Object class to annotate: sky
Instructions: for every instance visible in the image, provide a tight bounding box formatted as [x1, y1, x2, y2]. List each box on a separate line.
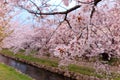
[12, 0, 77, 28]
[12, 0, 116, 29]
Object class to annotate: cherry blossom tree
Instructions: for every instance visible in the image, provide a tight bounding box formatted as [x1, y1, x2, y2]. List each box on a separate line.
[3, 0, 120, 67]
[0, 0, 15, 48]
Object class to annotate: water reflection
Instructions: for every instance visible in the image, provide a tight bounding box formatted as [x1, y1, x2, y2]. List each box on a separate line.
[0, 55, 72, 80]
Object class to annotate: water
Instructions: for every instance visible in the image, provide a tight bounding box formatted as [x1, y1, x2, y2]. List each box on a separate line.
[0, 55, 73, 80]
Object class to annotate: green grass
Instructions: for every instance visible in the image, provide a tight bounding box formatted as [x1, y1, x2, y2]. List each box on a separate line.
[2, 49, 120, 80]
[111, 73, 120, 80]
[98, 56, 120, 66]
[0, 63, 32, 80]
[0, 49, 58, 67]
[114, 77, 120, 80]
[108, 58, 120, 66]
[68, 63, 120, 80]
[19, 49, 26, 53]
[67, 64, 120, 80]
[67, 64, 104, 78]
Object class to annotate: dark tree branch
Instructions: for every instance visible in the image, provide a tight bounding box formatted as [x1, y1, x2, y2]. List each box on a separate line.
[65, 19, 72, 28]
[90, 0, 102, 23]
[63, 14, 72, 28]
[19, 4, 80, 29]
[20, 5, 81, 15]
[29, 0, 40, 11]
[90, 6, 95, 18]
[94, 0, 102, 6]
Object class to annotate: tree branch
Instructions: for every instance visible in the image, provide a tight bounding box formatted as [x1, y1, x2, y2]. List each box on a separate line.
[20, 5, 81, 15]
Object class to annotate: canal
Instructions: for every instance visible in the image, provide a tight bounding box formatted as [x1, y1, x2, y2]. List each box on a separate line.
[0, 55, 73, 80]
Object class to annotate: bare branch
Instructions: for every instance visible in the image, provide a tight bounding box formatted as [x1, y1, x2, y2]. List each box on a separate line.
[65, 19, 72, 28]
[94, 0, 102, 6]
[29, 0, 41, 11]
[20, 5, 81, 15]
[90, 0, 102, 20]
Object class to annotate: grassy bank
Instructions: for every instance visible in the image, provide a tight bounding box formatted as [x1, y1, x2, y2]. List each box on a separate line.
[0, 63, 32, 80]
[1, 49, 120, 80]
[67, 64, 104, 78]
[0, 49, 58, 67]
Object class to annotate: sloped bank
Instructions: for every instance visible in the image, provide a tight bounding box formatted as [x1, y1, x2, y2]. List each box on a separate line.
[0, 63, 33, 80]
[0, 49, 107, 80]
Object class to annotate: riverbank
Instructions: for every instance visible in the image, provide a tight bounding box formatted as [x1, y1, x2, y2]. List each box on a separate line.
[0, 63, 33, 80]
[1, 49, 120, 80]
